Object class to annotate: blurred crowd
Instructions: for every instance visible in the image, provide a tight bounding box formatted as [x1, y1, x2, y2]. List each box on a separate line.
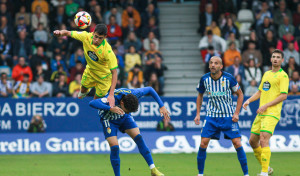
[198, 0, 300, 96]
[0, 0, 166, 98]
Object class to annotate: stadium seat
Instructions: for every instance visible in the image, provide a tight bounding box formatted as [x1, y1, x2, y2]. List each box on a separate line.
[0, 65, 12, 77]
[237, 9, 254, 36]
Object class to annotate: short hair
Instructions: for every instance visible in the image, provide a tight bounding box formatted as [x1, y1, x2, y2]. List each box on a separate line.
[208, 45, 214, 50]
[24, 73, 30, 78]
[207, 30, 213, 35]
[271, 49, 284, 58]
[94, 24, 107, 35]
[122, 94, 139, 112]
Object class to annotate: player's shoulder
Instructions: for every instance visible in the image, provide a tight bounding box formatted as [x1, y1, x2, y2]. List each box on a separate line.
[200, 72, 211, 81]
[222, 71, 236, 81]
[278, 68, 288, 78]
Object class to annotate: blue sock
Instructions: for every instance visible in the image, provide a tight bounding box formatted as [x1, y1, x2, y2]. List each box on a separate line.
[197, 147, 207, 174]
[236, 146, 248, 175]
[134, 134, 154, 167]
[110, 145, 120, 176]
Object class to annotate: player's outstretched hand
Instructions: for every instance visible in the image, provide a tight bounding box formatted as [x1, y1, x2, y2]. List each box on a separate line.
[110, 106, 125, 115]
[194, 115, 200, 125]
[107, 94, 115, 107]
[242, 100, 250, 110]
[160, 106, 171, 120]
[53, 30, 62, 37]
[232, 113, 239, 122]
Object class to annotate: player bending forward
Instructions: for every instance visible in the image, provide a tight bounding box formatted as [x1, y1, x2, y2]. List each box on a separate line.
[194, 56, 249, 176]
[89, 87, 170, 176]
[53, 24, 118, 107]
[243, 49, 289, 176]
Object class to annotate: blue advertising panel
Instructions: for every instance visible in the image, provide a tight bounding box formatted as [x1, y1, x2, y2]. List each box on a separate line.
[0, 96, 299, 133]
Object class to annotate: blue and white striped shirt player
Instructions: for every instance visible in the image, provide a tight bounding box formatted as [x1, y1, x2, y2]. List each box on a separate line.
[196, 71, 240, 118]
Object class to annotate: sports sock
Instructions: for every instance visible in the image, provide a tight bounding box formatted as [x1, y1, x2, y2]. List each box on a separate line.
[260, 172, 268, 176]
[197, 147, 207, 174]
[261, 147, 271, 173]
[236, 146, 248, 175]
[134, 134, 154, 168]
[110, 145, 120, 176]
[253, 146, 262, 166]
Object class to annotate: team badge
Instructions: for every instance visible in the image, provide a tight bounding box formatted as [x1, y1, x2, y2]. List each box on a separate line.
[262, 81, 271, 91]
[221, 81, 225, 87]
[107, 127, 111, 134]
[87, 51, 99, 61]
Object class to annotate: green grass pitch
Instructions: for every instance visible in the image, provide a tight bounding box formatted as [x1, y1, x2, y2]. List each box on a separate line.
[1, 152, 299, 176]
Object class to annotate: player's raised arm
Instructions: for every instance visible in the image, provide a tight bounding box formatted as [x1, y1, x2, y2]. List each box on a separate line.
[53, 30, 71, 37]
[89, 98, 124, 115]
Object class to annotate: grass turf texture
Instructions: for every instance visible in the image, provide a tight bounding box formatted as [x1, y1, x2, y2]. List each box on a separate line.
[1, 152, 299, 176]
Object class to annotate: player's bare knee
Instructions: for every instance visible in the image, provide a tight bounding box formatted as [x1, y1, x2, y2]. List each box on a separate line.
[200, 140, 209, 148]
[249, 138, 258, 148]
[232, 138, 242, 148]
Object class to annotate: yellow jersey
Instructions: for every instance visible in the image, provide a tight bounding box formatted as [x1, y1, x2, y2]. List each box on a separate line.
[258, 68, 289, 120]
[70, 31, 118, 79]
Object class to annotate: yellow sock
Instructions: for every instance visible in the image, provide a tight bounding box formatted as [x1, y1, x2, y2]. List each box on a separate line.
[253, 146, 262, 166]
[261, 147, 271, 173]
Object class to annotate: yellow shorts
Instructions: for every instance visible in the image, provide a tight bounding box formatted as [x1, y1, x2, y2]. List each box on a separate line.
[251, 115, 279, 135]
[81, 68, 112, 98]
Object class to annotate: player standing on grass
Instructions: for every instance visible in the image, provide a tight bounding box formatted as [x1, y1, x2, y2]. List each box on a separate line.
[243, 49, 289, 176]
[194, 56, 249, 176]
[53, 24, 118, 106]
[89, 87, 170, 176]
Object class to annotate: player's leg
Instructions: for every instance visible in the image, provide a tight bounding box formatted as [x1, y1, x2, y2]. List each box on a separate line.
[231, 137, 249, 176]
[106, 136, 121, 176]
[197, 137, 210, 176]
[78, 69, 94, 99]
[249, 115, 263, 166]
[94, 74, 112, 99]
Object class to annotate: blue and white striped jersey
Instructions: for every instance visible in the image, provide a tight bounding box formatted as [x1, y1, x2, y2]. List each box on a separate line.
[196, 72, 240, 118]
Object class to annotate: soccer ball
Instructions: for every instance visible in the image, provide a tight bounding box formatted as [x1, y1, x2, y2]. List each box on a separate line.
[74, 11, 92, 29]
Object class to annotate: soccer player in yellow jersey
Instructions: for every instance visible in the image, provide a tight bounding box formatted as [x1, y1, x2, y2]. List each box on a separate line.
[53, 24, 118, 106]
[243, 49, 289, 176]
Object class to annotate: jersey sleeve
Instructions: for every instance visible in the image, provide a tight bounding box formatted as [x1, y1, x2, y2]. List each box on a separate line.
[229, 74, 239, 92]
[196, 77, 205, 94]
[258, 73, 266, 91]
[105, 46, 118, 70]
[70, 31, 88, 42]
[280, 73, 289, 94]
[132, 87, 164, 108]
[89, 97, 111, 110]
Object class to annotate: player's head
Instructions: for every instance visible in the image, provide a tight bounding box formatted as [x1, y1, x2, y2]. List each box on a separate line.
[93, 24, 107, 46]
[120, 94, 139, 113]
[209, 56, 223, 75]
[270, 49, 284, 67]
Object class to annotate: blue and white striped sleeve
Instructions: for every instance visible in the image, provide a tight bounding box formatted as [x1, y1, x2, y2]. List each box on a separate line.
[229, 74, 239, 92]
[196, 77, 205, 94]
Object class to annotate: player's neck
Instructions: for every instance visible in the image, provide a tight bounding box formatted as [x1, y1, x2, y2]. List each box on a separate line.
[271, 66, 281, 72]
[210, 71, 222, 80]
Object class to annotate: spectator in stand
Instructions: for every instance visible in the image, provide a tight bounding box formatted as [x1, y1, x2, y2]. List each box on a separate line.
[143, 31, 159, 51]
[235, 74, 245, 92]
[51, 54, 67, 72]
[31, 0, 49, 14]
[33, 23, 48, 47]
[30, 46, 50, 74]
[198, 30, 226, 53]
[30, 75, 52, 97]
[262, 46, 275, 73]
[12, 73, 31, 98]
[218, 0, 236, 15]
[31, 5, 48, 31]
[148, 72, 161, 95]
[50, 0, 66, 7]
[226, 32, 240, 50]
[221, 17, 240, 40]
[0, 72, 12, 97]
[128, 74, 144, 89]
[274, 0, 292, 27]
[245, 80, 258, 96]
[152, 55, 166, 94]
[107, 15, 123, 45]
[288, 84, 300, 95]
[293, 3, 300, 27]
[65, 0, 79, 17]
[226, 56, 245, 79]
[69, 73, 81, 98]
[15, 6, 30, 27]
[50, 65, 67, 82]
[113, 46, 125, 88]
[283, 56, 300, 77]
[255, 1, 273, 26]
[12, 57, 33, 82]
[141, 16, 160, 40]
[50, 5, 68, 31]
[15, 16, 30, 33]
[276, 32, 299, 51]
[156, 118, 174, 131]
[0, 3, 12, 26]
[283, 42, 300, 67]
[69, 61, 84, 81]
[141, 3, 159, 28]
[205, 21, 221, 37]
[242, 41, 263, 68]
[53, 74, 69, 97]
[27, 115, 45, 133]
[91, 5, 103, 24]
[127, 64, 144, 88]
[124, 32, 142, 52]
[242, 31, 260, 52]
[224, 42, 241, 68]
[0, 32, 12, 68]
[104, 7, 122, 26]
[69, 48, 85, 69]
[34, 63, 51, 82]
[0, 16, 13, 40]
[122, 17, 138, 39]
[122, 4, 141, 32]
[261, 30, 277, 58]
[289, 70, 300, 91]
[244, 59, 262, 85]
[13, 30, 32, 64]
[50, 32, 69, 57]
[199, 3, 218, 35]
[125, 45, 141, 72]
[115, 39, 125, 56]
[204, 45, 220, 73]
[256, 16, 276, 40]
[278, 16, 295, 38]
[144, 42, 162, 79]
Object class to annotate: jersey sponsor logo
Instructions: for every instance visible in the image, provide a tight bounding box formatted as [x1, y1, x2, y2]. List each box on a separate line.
[207, 91, 227, 96]
[263, 81, 271, 91]
[87, 51, 99, 61]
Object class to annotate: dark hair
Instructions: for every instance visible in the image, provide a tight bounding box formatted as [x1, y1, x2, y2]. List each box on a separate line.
[208, 45, 214, 50]
[207, 30, 213, 35]
[271, 49, 284, 58]
[122, 94, 139, 112]
[24, 73, 30, 78]
[94, 24, 107, 35]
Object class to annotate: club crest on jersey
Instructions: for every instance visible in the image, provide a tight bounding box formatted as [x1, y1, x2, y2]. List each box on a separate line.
[263, 81, 271, 91]
[221, 81, 225, 87]
[107, 127, 111, 134]
[87, 51, 99, 61]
